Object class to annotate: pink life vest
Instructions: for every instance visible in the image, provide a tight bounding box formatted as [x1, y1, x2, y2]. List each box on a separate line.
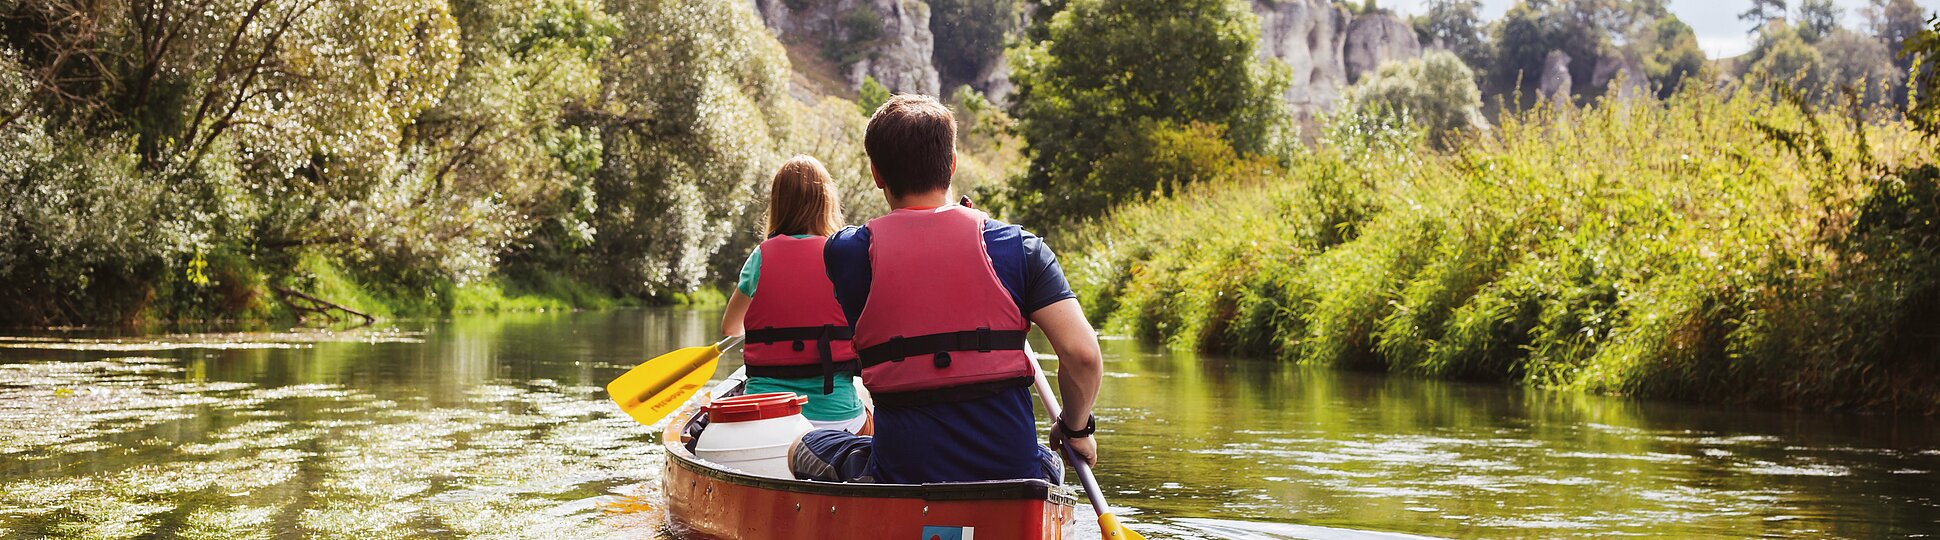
[742, 235, 857, 394]
[852, 206, 1034, 402]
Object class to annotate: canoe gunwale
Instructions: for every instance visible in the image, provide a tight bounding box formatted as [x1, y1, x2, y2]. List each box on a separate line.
[663, 407, 1080, 506]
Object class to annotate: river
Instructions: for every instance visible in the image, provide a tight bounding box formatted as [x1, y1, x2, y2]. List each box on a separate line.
[1, 309, 1935, 539]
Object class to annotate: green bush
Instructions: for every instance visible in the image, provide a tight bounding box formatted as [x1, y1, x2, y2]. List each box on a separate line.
[1341, 50, 1488, 149]
[1065, 82, 1940, 413]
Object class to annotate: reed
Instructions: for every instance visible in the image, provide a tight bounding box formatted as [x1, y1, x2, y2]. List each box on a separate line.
[1064, 83, 1940, 413]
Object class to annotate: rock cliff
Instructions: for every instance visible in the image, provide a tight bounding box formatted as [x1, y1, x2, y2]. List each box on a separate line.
[1252, 1, 1424, 121]
[1539, 50, 1573, 105]
[1252, 0, 1351, 121]
[752, 0, 1426, 116]
[751, 0, 942, 96]
[1591, 53, 1651, 101]
[1342, 11, 1422, 83]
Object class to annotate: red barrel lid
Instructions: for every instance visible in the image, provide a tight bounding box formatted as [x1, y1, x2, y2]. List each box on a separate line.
[703, 392, 808, 423]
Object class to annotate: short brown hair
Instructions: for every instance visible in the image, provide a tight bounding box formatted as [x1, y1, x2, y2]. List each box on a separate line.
[766, 155, 845, 237]
[864, 94, 956, 196]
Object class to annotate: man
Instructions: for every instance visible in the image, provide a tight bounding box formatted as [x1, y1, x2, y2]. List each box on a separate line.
[790, 94, 1104, 484]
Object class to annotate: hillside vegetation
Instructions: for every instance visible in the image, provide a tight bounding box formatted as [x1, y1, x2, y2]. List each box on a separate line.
[1065, 84, 1940, 413]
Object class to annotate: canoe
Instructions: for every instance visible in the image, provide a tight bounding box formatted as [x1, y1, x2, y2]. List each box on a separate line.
[661, 406, 1081, 539]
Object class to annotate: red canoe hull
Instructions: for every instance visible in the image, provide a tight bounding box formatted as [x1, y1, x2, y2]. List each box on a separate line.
[662, 409, 1078, 539]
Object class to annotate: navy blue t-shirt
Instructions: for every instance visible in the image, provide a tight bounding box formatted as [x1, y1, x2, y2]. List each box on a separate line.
[823, 213, 1076, 483]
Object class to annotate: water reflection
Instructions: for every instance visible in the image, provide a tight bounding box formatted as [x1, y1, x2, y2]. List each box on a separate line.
[0, 309, 1935, 539]
[1080, 339, 1940, 538]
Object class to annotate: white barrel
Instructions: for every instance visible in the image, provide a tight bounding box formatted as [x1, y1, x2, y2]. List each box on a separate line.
[694, 393, 816, 478]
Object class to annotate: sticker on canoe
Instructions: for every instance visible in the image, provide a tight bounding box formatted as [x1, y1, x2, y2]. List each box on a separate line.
[920, 525, 974, 540]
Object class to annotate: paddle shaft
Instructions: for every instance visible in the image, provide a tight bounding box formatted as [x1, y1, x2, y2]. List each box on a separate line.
[1027, 345, 1114, 515]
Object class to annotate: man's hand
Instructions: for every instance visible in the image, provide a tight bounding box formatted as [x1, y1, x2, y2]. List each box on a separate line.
[1048, 424, 1098, 467]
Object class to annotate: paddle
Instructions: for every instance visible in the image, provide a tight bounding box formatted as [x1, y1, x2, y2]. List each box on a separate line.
[1027, 344, 1147, 540]
[607, 334, 745, 426]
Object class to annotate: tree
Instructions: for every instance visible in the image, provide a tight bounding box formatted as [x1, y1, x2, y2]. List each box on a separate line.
[1008, 0, 1287, 222]
[588, 0, 801, 296]
[1904, 11, 1940, 135]
[1742, 0, 1790, 33]
[856, 75, 892, 116]
[931, 0, 1019, 90]
[424, 0, 620, 280]
[1411, 0, 1495, 83]
[1816, 28, 1904, 106]
[1342, 50, 1488, 148]
[1864, 0, 1930, 71]
[1744, 22, 1826, 99]
[1489, 0, 1622, 106]
[1642, 15, 1706, 98]
[1796, 0, 1841, 43]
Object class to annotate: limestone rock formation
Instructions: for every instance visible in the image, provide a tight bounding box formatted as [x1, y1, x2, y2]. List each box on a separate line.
[1342, 11, 1422, 84]
[1592, 53, 1651, 101]
[751, 0, 942, 96]
[1251, 1, 1425, 122]
[1539, 50, 1573, 105]
[1252, 0, 1351, 121]
[970, 54, 1014, 103]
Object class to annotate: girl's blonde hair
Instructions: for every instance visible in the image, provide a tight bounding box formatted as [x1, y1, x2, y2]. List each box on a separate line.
[766, 155, 844, 237]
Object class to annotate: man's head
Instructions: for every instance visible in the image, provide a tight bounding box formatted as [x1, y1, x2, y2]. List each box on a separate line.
[864, 94, 956, 198]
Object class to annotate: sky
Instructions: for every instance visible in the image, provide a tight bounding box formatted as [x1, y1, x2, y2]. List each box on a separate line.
[1378, 0, 1940, 58]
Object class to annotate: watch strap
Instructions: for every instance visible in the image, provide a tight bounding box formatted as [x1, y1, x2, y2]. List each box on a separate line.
[1055, 414, 1096, 438]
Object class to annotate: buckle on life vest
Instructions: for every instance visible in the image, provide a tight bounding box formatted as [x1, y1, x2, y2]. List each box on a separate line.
[933, 351, 951, 368]
[887, 336, 905, 362]
[976, 327, 992, 352]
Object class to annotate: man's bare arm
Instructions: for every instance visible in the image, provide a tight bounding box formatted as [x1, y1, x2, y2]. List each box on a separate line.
[1031, 297, 1102, 464]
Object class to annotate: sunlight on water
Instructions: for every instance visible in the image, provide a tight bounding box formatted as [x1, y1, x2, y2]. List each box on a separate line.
[0, 347, 670, 538]
[1, 310, 1936, 539]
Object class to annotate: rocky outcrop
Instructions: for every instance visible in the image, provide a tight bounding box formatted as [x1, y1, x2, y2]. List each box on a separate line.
[1342, 12, 1422, 84]
[749, 0, 1429, 113]
[1592, 53, 1651, 101]
[751, 0, 941, 96]
[1252, 0, 1351, 121]
[1252, 1, 1424, 122]
[970, 54, 1014, 103]
[1539, 50, 1572, 105]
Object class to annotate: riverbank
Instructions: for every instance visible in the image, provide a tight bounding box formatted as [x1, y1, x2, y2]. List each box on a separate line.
[1063, 86, 1940, 414]
[0, 251, 724, 329]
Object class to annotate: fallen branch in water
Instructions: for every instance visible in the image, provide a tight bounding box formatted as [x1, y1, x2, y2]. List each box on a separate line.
[272, 286, 375, 326]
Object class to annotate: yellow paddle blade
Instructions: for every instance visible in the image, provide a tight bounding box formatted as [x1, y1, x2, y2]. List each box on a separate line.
[1098, 512, 1148, 540]
[606, 342, 726, 426]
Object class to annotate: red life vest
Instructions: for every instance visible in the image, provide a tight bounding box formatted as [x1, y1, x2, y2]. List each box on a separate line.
[852, 206, 1033, 404]
[742, 235, 857, 394]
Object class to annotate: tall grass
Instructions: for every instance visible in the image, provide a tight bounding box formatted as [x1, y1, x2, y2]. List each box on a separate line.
[1065, 85, 1940, 413]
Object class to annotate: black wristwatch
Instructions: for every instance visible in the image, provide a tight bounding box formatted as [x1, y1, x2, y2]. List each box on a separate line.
[1055, 415, 1096, 439]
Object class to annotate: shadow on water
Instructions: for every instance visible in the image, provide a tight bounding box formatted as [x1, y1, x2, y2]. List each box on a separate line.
[0, 309, 1935, 539]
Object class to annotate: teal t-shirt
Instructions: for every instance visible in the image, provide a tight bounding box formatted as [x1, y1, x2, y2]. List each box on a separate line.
[736, 234, 862, 422]
[743, 374, 864, 422]
[736, 234, 814, 297]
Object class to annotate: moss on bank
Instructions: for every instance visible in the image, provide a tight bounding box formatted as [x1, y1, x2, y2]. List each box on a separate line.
[1065, 86, 1940, 414]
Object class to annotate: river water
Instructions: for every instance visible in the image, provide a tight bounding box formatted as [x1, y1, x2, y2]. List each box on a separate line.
[1, 309, 1935, 539]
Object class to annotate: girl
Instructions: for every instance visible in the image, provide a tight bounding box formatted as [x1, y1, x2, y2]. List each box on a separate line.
[721, 155, 870, 434]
